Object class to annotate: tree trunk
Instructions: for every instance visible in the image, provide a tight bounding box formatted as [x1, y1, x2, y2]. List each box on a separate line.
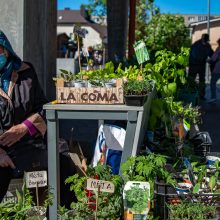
[107, 0, 129, 62]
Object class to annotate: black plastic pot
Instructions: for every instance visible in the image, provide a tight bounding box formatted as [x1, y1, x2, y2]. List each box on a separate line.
[124, 95, 147, 106]
[154, 180, 177, 220]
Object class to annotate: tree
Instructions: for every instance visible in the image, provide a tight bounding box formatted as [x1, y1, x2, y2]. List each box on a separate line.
[84, 0, 129, 62]
[135, 0, 159, 41]
[145, 14, 191, 53]
[83, 0, 107, 17]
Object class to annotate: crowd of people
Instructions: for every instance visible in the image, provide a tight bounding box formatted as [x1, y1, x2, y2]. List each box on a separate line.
[62, 38, 104, 67]
[188, 33, 220, 103]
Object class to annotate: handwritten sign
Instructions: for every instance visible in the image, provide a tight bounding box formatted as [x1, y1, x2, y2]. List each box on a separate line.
[87, 178, 115, 193]
[73, 25, 88, 38]
[26, 171, 47, 188]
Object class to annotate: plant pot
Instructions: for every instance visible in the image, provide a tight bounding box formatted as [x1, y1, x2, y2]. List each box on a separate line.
[64, 81, 75, 87]
[206, 155, 220, 166]
[124, 95, 147, 106]
[104, 82, 116, 88]
[26, 206, 46, 220]
[74, 80, 87, 88]
[88, 80, 102, 88]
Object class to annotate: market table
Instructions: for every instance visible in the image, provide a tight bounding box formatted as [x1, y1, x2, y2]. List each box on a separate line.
[44, 92, 154, 219]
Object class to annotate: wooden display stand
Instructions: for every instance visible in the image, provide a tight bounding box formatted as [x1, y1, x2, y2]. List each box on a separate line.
[56, 79, 124, 104]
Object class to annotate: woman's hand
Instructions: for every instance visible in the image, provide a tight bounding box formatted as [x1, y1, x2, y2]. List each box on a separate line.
[0, 149, 15, 168]
[0, 124, 28, 147]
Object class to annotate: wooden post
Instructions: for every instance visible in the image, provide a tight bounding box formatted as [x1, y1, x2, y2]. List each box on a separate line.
[77, 34, 82, 73]
[128, 0, 136, 59]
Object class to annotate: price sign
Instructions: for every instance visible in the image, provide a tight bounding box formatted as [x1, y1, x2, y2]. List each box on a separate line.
[73, 25, 88, 38]
[87, 178, 115, 193]
[26, 171, 47, 188]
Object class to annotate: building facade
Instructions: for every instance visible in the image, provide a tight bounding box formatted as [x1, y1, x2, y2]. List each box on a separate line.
[57, 8, 107, 53]
[190, 18, 220, 49]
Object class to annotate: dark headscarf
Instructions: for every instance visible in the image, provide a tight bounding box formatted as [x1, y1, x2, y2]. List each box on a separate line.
[0, 30, 22, 93]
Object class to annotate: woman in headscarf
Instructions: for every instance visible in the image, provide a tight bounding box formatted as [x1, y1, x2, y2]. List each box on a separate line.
[0, 30, 48, 201]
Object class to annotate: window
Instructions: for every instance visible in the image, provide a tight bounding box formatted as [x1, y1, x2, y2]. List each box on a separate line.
[188, 17, 195, 22]
[198, 16, 207, 21]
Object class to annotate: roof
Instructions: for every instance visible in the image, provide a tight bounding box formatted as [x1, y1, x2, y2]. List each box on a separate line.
[190, 17, 220, 26]
[58, 9, 88, 24]
[57, 9, 107, 39]
[89, 23, 107, 38]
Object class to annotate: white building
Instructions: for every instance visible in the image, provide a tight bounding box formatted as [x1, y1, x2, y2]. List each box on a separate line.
[57, 8, 107, 51]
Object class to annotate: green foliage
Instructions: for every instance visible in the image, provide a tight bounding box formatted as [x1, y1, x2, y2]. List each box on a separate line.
[53, 69, 76, 82]
[125, 186, 149, 213]
[0, 184, 33, 220]
[191, 161, 220, 193]
[83, 0, 107, 17]
[83, 61, 117, 81]
[145, 14, 191, 53]
[65, 164, 123, 219]
[168, 202, 216, 220]
[123, 79, 153, 96]
[135, 0, 159, 41]
[144, 48, 189, 97]
[0, 182, 52, 220]
[121, 154, 177, 196]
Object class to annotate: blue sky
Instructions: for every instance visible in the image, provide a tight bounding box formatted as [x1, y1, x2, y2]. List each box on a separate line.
[58, 0, 220, 14]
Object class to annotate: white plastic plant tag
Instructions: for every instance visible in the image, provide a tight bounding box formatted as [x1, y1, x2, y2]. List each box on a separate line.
[87, 178, 115, 193]
[26, 171, 47, 188]
[134, 40, 150, 64]
[123, 181, 151, 220]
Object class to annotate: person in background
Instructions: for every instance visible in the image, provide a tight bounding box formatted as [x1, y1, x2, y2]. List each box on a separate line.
[209, 38, 220, 103]
[188, 33, 214, 100]
[0, 30, 48, 201]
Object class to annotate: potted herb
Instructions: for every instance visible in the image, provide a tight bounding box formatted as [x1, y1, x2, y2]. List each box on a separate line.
[123, 79, 153, 106]
[65, 164, 123, 219]
[0, 183, 52, 220]
[168, 202, 217, 220]
[55, 69, 76, 87]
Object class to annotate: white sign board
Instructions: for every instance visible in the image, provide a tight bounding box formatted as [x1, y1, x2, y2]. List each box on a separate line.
[87, 178, 115, 193]
[26, 171, 47, 188]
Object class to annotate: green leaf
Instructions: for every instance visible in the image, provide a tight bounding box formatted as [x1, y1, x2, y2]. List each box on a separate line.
[193, 183, 200, 194]
[168, 82, 177, 94]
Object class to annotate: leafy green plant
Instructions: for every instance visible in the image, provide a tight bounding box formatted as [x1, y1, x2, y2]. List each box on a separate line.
[121, 154, 176, 196]
[125, 186, 149, 213]
[123, 79, 153, 96]
[65, 164, 123, 219]
[183, 161, 220, 194]
[168, 202, 216, 220]
[145, 14, 191, 53]
[53, 69, 76, 82]
[144, 48, 189, 98]
[0, 182, 53, 220]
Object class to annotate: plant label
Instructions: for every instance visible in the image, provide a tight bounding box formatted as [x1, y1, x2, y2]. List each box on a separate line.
[26, 171, 47, 188]
[73, 25, 88, 38]
[134, 40, 150, 64]
[87, 178, 115, 193]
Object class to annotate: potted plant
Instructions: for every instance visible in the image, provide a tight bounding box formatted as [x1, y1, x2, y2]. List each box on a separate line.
[168, 202, 217, 220]
[64, 164, 123, 219]
[53, 69, 76, 87]
[123, 79, 153, 106]
[0, 183, 52, 220]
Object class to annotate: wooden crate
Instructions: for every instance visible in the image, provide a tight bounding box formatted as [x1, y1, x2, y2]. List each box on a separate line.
[56, 79, 124, 104]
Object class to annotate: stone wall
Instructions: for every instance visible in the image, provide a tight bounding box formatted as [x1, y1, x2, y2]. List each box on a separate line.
[0, 0, 57, 100]
[0, 0, 24, 58]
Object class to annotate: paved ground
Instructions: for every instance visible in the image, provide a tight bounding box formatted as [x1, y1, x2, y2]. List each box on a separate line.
[200, 83, 220, 152]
